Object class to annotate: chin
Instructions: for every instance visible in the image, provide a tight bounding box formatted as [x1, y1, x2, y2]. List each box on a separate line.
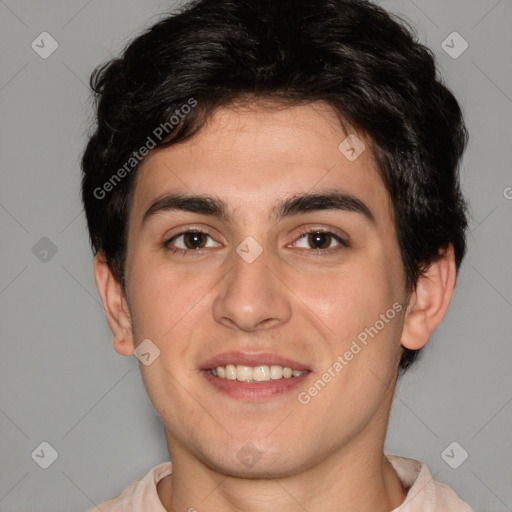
[195, 440, 317, 480]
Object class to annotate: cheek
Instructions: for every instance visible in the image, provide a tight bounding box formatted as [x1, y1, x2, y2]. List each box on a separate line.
[127, 264, 206, 418]
[298, 259, 405, 392]
[302, 263, 404, 415]
[126, 255, 205, 340]
[298, 258, 398, 338]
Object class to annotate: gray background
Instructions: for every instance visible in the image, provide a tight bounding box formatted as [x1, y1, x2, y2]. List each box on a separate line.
[0, 0, 511, 510]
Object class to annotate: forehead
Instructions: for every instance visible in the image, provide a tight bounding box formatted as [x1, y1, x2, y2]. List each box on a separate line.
[130, 101, 393, 226]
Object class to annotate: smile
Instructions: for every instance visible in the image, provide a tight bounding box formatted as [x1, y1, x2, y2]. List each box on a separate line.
[206, 364, 307, 382]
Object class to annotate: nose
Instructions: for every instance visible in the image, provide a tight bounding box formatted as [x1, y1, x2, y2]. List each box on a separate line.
[212, 245, 292, 332]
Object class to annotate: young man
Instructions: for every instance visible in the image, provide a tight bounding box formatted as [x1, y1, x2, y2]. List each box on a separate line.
[82, 0, 473, 510]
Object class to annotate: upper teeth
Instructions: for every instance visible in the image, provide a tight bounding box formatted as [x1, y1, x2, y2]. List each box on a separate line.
[208, 364, 306, 382]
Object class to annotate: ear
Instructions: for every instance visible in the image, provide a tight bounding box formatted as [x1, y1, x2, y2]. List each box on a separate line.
[94, 251, 135, 356]
[401, 245, 457, 351]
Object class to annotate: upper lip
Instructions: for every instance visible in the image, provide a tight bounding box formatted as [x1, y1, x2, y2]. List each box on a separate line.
[200, 351, 310, 371]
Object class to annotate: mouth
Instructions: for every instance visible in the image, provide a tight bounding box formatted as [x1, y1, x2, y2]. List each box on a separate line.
[206, 364, 307, 382]
[200, 352, 311, 401]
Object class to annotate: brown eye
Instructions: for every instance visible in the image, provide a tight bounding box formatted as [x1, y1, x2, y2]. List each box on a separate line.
[307, 232, 333, 249]
[182, 232, 208, 249]
[166, 231, 219, 253]
[293, 231, 347, 251]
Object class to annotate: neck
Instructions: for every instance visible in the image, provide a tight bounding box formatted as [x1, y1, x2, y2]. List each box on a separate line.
[159, 433, 406, 512]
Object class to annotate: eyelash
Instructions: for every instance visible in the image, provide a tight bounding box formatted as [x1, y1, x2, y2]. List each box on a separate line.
[163, 229, 348, 256]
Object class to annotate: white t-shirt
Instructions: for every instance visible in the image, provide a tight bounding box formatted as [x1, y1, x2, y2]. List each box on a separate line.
[90, 453, 474, 511]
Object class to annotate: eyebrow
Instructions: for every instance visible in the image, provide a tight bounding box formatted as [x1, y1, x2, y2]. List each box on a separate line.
[142, 190, 375, 225]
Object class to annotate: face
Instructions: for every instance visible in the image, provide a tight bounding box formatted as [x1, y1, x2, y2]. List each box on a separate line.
[121, 102, 408, 477]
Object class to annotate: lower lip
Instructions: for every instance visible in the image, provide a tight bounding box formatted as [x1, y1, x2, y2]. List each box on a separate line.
[201, 370, 310, 401]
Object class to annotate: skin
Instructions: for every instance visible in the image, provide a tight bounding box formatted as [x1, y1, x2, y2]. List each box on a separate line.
[95, 102, 456, 512]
